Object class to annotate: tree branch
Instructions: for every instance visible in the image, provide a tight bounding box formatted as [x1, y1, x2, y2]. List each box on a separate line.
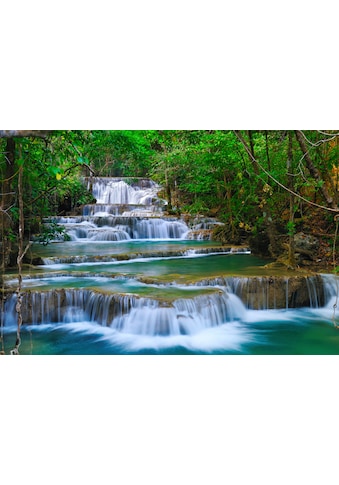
[295, 130, 337, 210]
[233, 130, 339, 214]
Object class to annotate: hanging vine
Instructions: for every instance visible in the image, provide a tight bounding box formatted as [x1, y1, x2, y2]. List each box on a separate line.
[332, 215, 339, 328]
[9, 148, 31, 354]
[10, 150, 24, 354]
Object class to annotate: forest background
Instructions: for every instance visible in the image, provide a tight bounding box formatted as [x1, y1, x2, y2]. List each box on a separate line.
[1, 129, 339, 272]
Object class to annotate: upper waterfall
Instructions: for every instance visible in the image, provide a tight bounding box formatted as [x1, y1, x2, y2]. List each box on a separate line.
[42, 177, 230, 243]
[47, 176, 191, 241]
[86, 177, 165, 206]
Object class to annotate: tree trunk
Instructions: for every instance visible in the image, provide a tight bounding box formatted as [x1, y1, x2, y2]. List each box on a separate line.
[265, 130, 271, 171]
[1, 138, 16, 269]
[247, 131, 258, 173]
[165, 168, 172, 211]
[224, 172, 235, 239]
[287, 131, 296, 268]
[234, 130, 280, 257]
[10, 147, 24, 354]
[235, 130, 259, 175]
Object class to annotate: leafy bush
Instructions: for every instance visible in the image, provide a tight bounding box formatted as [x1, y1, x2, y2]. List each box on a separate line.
[35, 221, 71, 245]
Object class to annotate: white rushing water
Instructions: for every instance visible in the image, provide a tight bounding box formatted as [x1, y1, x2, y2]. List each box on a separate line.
[49, 177, 191, 241]
[90, 178, 163, 205]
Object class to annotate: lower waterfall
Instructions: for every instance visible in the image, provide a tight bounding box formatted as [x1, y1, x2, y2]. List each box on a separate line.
[2, 272, 339, 354]
[3, 287, 246, 334]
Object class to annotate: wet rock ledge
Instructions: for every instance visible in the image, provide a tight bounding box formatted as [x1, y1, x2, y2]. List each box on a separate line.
[198, 274, 326, 310]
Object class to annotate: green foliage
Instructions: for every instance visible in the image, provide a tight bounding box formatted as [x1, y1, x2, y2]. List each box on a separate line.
[81, 130, 153, 177]
[5, 228, 17, 243]
[35, 221, 71, 245]
[286, 220, 296, 237]
[1, 129, 339, 266]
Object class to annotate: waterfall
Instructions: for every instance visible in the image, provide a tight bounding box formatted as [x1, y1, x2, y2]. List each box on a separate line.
[2, 274, 332, 336]
[48, 177, 190, 241]
[2, 287, 247, 336]
[82, 204, 158, 216]
[110, 290, 246, 336]
[88, 178, 163, 206]
[3, 272, 338, 354]
[133, 218, 188, 239]
[17, 174, 339, 354]
[52, 216, 189, 241]
[195, 275, 325, 310]
[320, 273, 339, 307]
[3, 290, 137, 326]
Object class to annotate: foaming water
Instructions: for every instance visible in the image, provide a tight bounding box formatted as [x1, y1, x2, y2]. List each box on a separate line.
[9, 301, 338, 355]
[58, 219, 189, 242]
[9, 313, 254, 354]
[97, 320, 253, 353]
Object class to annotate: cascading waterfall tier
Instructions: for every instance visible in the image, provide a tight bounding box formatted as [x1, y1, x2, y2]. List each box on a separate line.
[85, 177, 165, 206]
[82, 204, 160, 217]
[2, 287, 246, 336]
[50, 216, 189, 241]
[195, 274, 325, 310]
[45, 177, 229, 242]
[2, 274, 332, 334]
[47, 177, 191, 241]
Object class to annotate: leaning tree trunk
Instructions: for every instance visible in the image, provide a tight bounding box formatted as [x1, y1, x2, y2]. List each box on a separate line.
[234, 130, 280, 257]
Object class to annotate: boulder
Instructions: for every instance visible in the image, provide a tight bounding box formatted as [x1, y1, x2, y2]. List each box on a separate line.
[294, 232, 319, 252]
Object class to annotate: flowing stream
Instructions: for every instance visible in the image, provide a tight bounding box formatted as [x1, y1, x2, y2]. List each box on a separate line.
[2, 177, 339, 354]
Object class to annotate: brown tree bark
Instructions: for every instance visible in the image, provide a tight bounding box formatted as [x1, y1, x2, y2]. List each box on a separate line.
[1, 138, 16, 269]
[265, 130, 271, 171]
[287, 131, 296, 268]
[234, 130, 280, 257]
[235, 130, 259, 175]
[247, 130, 258, 174]
[11, 159, 24, 354]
